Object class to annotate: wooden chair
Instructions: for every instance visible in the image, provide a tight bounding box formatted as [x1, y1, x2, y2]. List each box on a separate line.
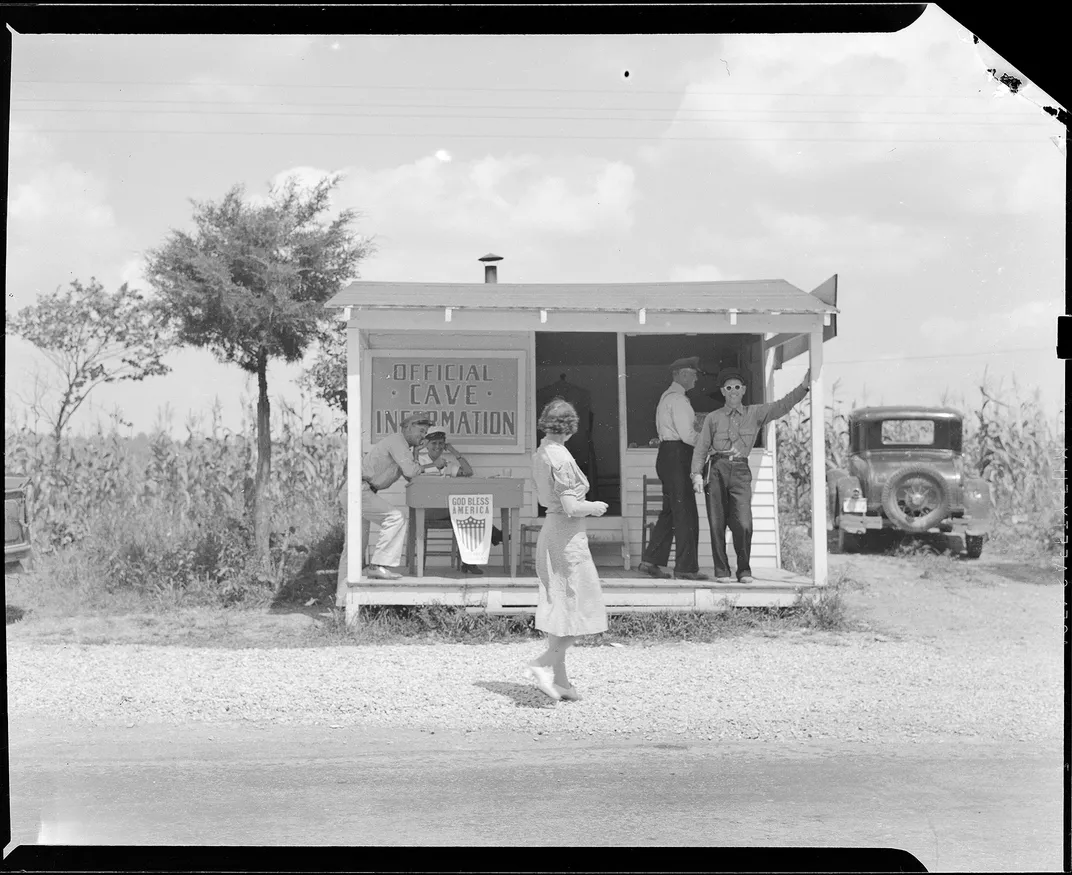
[520, 523, 541, 572]
[424, 516, 460, 571]
[640, 475, 666, 560]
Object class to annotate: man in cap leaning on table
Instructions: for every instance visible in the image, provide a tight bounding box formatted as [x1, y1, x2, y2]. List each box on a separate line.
[336, 414, 440, 606]
[692, 367, 810, 584]
[637, 355, 710, 581]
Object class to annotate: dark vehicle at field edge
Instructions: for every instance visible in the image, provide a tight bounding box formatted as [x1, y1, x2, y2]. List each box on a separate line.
[827, 407, 992, 558]
[5, 474, 34, 572]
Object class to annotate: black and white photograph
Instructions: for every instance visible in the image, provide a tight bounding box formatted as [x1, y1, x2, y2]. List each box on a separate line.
[4, 6, 1066, 871]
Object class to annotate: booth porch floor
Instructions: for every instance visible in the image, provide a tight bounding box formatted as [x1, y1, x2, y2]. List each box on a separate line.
[335, 565, 820, 612]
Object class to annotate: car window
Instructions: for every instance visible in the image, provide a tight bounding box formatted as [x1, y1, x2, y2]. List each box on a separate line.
[880, 420, 935, 445]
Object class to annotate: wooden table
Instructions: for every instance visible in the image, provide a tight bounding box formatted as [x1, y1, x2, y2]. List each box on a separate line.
[405, 477, 526, 579]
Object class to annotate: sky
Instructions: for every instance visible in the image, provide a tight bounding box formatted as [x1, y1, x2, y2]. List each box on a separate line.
[5, 7, 1066, 440]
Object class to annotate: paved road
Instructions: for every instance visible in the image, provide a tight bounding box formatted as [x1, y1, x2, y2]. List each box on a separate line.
[7, 721, 1064, 871]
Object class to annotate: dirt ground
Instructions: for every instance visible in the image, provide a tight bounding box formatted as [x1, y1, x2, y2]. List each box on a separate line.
[829, 546, 1064, 646]
[5, 542, 1065, 647]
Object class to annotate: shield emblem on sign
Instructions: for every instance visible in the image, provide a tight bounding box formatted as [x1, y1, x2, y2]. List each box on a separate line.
[449, 493, 493, 565]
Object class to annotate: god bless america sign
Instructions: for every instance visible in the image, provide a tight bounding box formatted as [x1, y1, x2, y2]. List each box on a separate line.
[365, 350, 526, 452]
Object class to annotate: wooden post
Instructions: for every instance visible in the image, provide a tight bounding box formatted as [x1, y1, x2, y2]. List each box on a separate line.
[808, 328, 828, 586]
[762, 334, 781, 570]
[616, 332, 631, 568]
[345, 324, 364, 625]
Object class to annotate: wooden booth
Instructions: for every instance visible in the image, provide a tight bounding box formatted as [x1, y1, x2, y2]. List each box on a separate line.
[325, 256, 838, 621]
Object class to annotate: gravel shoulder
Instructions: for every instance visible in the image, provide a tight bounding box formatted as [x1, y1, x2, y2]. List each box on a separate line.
[6, 550, 1064, 746]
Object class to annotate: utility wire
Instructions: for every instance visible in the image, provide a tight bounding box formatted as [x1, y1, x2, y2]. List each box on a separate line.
[20, 128, 1047, 143]
[778, 347, 1054, 366]
[11, 106, 1051, 127]
[11, 96, 1042, 117]
[10, 79, 1014, 99]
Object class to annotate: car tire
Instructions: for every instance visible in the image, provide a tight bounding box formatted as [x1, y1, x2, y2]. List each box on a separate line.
[880, 464, 951, 533]
[965, 535, 984, 559]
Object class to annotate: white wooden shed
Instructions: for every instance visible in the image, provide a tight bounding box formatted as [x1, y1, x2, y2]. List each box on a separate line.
[325, 257, 838, 621]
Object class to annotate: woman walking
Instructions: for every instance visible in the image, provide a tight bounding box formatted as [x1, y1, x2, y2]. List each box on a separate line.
[525, 398, 609, 702]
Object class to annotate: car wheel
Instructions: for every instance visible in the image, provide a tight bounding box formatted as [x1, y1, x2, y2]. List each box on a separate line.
[965, 535, 984, 559]
[880, 464, 951, 533]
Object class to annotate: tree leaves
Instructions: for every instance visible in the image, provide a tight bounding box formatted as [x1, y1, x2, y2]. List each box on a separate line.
[143, 173, 374, 561]
[7, 278, 174, 451]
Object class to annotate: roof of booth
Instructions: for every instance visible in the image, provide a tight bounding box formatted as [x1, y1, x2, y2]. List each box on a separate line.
[325, 279, 836, 314]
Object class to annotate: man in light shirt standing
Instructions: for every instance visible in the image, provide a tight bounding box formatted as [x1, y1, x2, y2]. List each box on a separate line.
[336, 414, 440, 607]
[637, 356, 710, 581]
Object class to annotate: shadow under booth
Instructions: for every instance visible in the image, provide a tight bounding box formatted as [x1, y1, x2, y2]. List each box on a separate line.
[326, 256, 838, 622]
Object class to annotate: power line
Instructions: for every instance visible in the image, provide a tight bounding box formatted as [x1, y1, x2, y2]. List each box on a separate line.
[11, 106, 1052, 128]
[19, 128, 1047, 143]
[10, 79, 1010, 100]
[778, 347, 1055, 366]
[12, 96, 1042, 118]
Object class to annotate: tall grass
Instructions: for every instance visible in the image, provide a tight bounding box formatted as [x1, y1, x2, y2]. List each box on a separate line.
[5, 399, 347, 611]
[775, 376, 1064, 557]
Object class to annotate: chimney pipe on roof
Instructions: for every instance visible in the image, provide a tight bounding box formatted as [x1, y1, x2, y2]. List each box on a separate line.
[479, 252, 503, 283]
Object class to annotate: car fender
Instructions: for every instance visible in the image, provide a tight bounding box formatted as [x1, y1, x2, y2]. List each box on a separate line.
[832, 474, 866, 522]
[961, 476, 993, 533]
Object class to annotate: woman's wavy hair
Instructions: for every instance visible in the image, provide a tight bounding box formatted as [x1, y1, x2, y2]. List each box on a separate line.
[538, 398, 579, 435]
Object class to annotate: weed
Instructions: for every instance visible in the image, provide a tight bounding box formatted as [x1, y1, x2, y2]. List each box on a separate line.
[311, 595, 849, 645]
[795, 573, 851, 630]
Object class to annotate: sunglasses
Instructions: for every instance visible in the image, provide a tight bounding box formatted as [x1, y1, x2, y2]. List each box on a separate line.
[723, 384, 745, 391]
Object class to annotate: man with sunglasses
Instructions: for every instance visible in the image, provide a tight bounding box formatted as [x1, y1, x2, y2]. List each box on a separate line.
[692, 367, 811, 583]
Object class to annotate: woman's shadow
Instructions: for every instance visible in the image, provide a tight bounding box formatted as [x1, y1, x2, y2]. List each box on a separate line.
[473, 681, 558, 709]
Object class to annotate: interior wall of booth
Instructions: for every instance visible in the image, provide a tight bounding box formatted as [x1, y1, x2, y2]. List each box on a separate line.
[623, 333, 765, 448]
[534, 332, 620, 515]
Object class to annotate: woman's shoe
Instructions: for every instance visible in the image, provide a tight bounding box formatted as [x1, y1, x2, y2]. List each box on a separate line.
[553, 683, 582, 701]
[364, 565, 402, 580]
[461, 563, 484, 575]
[525, 663, 561, 701]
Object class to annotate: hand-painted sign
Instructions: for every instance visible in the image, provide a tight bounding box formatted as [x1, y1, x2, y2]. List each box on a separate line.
[365, 350, 526, 451]
[449, 493, 493, 565]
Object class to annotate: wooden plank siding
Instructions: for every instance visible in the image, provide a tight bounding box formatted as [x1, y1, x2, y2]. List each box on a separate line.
[619, 447, 780, 570]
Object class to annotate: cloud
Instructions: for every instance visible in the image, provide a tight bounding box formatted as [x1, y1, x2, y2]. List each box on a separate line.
[920, 296, 1061, 348]
[5, 125, 137, 309]
[692, 206, 947, 279]
[434, 149, 452, 162]
[667, 263, 736, 282]
[652, 5, 1062, 209]
[337, 150, 637, 244]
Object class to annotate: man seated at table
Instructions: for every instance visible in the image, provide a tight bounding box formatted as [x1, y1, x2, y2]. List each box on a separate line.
[417, 427, 501, 575]
[417, 427, 474, 478]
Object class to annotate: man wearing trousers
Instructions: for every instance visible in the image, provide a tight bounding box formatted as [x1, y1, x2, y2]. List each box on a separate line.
[692, 367, 810, 583]
[637, 356, 710, 582]
[336, 414, 437, 607]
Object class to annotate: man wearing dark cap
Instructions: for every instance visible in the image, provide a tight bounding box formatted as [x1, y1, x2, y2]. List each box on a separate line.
[637, 356, 709, 581]
[692, 368, 810, 583]
[336, 414, 439, 603]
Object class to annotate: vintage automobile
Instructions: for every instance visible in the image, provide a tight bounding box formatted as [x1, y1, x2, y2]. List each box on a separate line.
[5, 474, 34, 573]
[827, 407, 992, 558]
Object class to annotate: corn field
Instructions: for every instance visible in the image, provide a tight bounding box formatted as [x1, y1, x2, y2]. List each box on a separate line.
[775, 377, 1065, 555]
[5, 399, 348, 604]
